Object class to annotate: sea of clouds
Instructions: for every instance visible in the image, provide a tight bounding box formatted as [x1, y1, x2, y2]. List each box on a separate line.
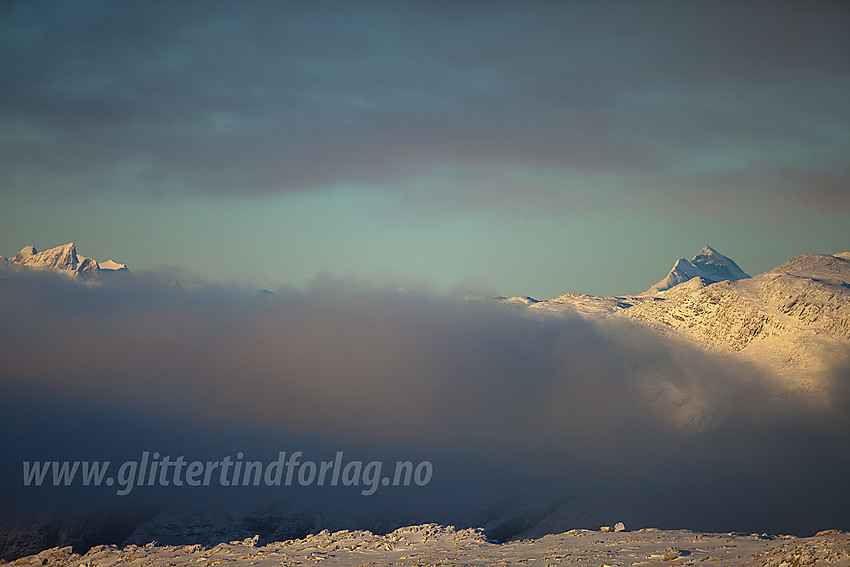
[1, 267, 848, 555]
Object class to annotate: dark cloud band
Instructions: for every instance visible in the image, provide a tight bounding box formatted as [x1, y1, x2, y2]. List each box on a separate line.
[0, 1, 847, 213]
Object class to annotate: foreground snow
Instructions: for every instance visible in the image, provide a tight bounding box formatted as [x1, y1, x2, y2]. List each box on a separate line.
[10, 524, 850, 567]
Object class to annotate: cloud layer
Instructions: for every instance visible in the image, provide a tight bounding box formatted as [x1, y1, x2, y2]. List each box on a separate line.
[1, 268, 848, 539]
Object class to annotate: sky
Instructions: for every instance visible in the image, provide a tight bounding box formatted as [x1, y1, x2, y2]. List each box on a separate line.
[1, 0, 848, 298]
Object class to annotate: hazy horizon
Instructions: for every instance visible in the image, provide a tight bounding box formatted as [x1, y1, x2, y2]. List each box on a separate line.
[1, 1, 848, 298]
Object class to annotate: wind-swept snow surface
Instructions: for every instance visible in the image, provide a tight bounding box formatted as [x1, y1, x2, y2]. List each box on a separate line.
[11, 525, 850, 566]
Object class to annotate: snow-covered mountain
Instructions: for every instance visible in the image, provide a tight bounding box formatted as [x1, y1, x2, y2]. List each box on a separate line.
[622, 252, 850, 387]
[1, 242, 128, 277]
[646, 245, 750, 293]
[493, 246, 850, 390]
[1, 242, 227, 295]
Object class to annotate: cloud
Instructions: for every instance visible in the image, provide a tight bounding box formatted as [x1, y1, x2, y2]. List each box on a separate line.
[1, 268, 848, 540]
[0, 1, 847, 214]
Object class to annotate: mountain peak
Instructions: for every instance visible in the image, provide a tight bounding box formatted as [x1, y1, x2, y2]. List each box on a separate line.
[13, 245, 38, 263]
[646, 246, 750, 293]
[696, 245, 724, 262]
[12, 242, 79, 271]
[99, 259, 129, 272]
[6, 242, 128, 277]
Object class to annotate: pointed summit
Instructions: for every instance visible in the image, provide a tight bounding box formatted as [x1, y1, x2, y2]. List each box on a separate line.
[12, 242, 80, 271]
[647, 246, 750, 293]
[689, 246, 749, 282]
[13, 245, 38, 263]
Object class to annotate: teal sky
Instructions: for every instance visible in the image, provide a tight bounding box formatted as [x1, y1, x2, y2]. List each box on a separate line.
[1, 1, 848, 298]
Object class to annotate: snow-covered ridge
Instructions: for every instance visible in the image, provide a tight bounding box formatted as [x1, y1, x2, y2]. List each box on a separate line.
[11, 524, 850, 567]
[620, 253, 850, 384]
[2, 242, 128, 278]
[489, 246, 850, 386]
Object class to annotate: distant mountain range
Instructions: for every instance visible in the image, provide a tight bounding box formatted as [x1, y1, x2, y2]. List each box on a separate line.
[1, 242, 127, 277]
[4, 241, 849, 388]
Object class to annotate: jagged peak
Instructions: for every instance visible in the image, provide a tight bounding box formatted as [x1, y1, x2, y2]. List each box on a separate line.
[6, 242, 128, 278]
[646, 246, 749, 294]
[694, 246, 721, 263]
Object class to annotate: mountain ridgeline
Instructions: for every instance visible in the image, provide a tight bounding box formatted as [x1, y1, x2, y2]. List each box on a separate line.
[487, 245, 850, 389]
[1, 243, 127, 278]
[3, 242, 850, 386]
